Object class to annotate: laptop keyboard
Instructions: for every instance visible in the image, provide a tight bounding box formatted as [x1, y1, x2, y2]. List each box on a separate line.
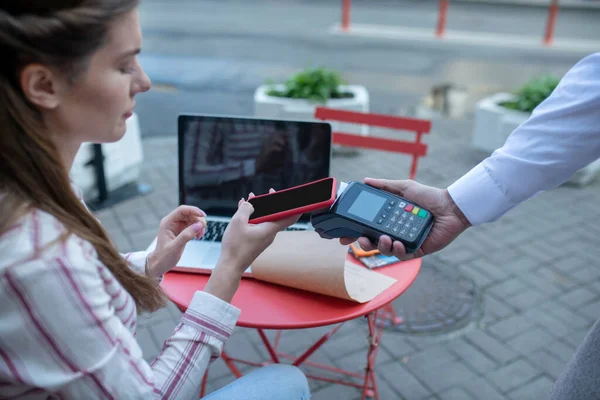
[196, 220, 307, 243]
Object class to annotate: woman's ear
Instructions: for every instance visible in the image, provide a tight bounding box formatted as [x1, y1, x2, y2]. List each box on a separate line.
[19, 64, 64, 110]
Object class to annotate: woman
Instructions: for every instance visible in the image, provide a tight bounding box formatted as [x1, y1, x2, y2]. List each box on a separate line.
[0, 1, 310, 399]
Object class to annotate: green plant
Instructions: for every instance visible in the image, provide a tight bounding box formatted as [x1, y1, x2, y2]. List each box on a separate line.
[266, 67, 353, 103]
[500, 75, 560, 113]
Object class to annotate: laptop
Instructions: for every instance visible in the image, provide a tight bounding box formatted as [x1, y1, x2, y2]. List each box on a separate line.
[147, 113, 332, 274]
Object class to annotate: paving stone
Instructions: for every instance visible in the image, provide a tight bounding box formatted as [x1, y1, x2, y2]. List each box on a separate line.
[500, 255, 542, 275]
[529, 350, 568, 380]
[447, 338, 499, 374]
[552, 255, 589, 274]
[484, 249, 525, 268]
[558, 287, 598, 308]
[222, 332, 266, 365]
[461, 377, 505, 400]
[488, 278, 528, 299]
[379, 361, 433, 400]
[483, 292, 516, 320]
[312, 383, 361, 400]
[503, 289, 546, 310]
[507, 375, 555, 400]
[365, 378, 400, 400]
[487, 315, 535, 341]
[578, 300, 600, 320]
[108, 231, 134, 253]
[506, 327, 555, 355]
[536, 267, 579, 290]
[438, 387, 475, 400]
[540, 300, 592, 329]
[562, 327, 594, 349]
[128, 227, 158, 250]
[136, 326, 160, 361]
[518, 270, 564, 297]
[521, 307, 573, 340]
[487, 359, 541, 393]
[522, 242, 564, 264]
[465, 330, 519, 364]
[572, 266, 600, 284]
[334, 349, 392, 382]
[205, 358, 236, 381]
[148, 318, 179, 348]
[411, 360, 477, 394]
[458, 265, 494, 287]
[320, 330, 370, 361]
[403, 345, 458, 371]
[545, 339, 577, 364]
[380, 335, 417, 359]
[585, 281, 600, 296]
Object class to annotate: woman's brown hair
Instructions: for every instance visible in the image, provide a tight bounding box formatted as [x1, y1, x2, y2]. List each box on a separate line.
[0, 0, 166, 312]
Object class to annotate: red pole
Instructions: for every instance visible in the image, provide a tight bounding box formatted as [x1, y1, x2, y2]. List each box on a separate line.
[342, 0, 351, 31]
[544, 0, 559, 45]
[436, 0, 449, 38]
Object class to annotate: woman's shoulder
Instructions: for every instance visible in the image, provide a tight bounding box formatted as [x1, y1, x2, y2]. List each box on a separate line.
[0, 206, 97, 272]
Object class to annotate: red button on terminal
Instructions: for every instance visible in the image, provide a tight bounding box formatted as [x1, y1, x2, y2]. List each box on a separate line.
[404, 204, 414, 212]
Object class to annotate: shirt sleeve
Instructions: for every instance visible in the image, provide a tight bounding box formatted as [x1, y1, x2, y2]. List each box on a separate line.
[447, 52, 600, 226]
[0, 242, 240, 399]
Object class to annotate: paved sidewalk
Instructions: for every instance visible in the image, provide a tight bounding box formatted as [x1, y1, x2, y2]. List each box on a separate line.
[95, 117, 600, 399]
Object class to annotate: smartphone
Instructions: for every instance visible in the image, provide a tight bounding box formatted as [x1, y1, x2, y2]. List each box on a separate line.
[248, 177, 337, 224]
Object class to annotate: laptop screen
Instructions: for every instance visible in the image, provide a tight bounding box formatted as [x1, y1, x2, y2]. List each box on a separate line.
[178, 114, 332, 223]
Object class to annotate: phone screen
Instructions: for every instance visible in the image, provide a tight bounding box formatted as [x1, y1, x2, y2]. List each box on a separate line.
[248, 178, 334, 219]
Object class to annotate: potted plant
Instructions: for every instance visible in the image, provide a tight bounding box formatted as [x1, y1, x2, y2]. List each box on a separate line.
[471, 75, 600, 186]
[254, 66, 370, 136]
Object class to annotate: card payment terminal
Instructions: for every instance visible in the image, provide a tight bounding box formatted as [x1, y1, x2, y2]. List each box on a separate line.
[310, 181, 434, 254]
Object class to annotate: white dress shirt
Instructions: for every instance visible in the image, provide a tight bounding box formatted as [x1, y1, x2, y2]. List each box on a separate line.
[448, 52, 600, 225]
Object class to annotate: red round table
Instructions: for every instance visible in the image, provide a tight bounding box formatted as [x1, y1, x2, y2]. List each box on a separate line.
[162, 255, 421, 400]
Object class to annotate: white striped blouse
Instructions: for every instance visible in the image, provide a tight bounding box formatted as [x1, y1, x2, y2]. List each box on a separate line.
[0, 193, 241, 399]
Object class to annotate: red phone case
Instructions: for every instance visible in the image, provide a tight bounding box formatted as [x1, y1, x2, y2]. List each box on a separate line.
[248, 177, 338, 224]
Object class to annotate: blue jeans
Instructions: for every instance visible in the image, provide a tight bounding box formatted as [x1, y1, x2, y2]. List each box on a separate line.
[202, 364, 311, 400]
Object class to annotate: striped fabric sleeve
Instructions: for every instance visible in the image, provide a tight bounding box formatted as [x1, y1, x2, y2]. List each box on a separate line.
[121, 250, 164, 284]
[0, 241, 240, 399]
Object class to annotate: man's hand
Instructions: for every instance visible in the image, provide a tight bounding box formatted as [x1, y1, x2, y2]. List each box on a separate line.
[255, 133, 289, 173]
[340, 177, 472, 260]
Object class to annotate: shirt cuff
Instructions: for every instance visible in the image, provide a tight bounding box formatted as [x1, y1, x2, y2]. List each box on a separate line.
[446, 163, 516, 226]
[181, 291, 241, 341]
[123, 251, 164, 284]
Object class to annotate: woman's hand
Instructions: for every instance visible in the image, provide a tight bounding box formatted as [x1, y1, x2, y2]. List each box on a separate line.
[146, 205, 207, 278]
[218, 190, 300, 275]
[204, 189, 300, 302]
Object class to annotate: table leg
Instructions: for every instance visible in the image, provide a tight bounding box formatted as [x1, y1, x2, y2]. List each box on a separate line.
[363, 310, 384, 400]
[217, 315, 385, 399]
[220, 350, 243, 378]
[381, 303, 404, 326]
[257, 329, 281, 363]
[200, 369, 209, 398]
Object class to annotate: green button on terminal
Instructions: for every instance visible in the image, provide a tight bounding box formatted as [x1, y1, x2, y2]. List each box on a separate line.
[417, 209, 428, 218]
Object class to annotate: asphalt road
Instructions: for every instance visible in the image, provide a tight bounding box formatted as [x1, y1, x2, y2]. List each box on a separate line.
[135, 0, 599, 137]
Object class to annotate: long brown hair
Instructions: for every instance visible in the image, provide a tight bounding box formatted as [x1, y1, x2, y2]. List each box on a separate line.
[0, 0, 166, 312]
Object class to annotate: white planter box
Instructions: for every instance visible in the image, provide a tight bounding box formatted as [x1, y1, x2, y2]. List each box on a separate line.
[254, 84, 370, 136]
[472, 93, 600, 186]
[472, 93, 529, 153]
[70, 112, 144, 200]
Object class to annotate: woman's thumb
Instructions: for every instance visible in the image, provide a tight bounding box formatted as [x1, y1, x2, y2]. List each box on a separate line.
[174, 221, 205, 248]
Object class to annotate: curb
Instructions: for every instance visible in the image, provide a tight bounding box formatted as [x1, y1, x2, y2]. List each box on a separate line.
[451, 0, 600, 9]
